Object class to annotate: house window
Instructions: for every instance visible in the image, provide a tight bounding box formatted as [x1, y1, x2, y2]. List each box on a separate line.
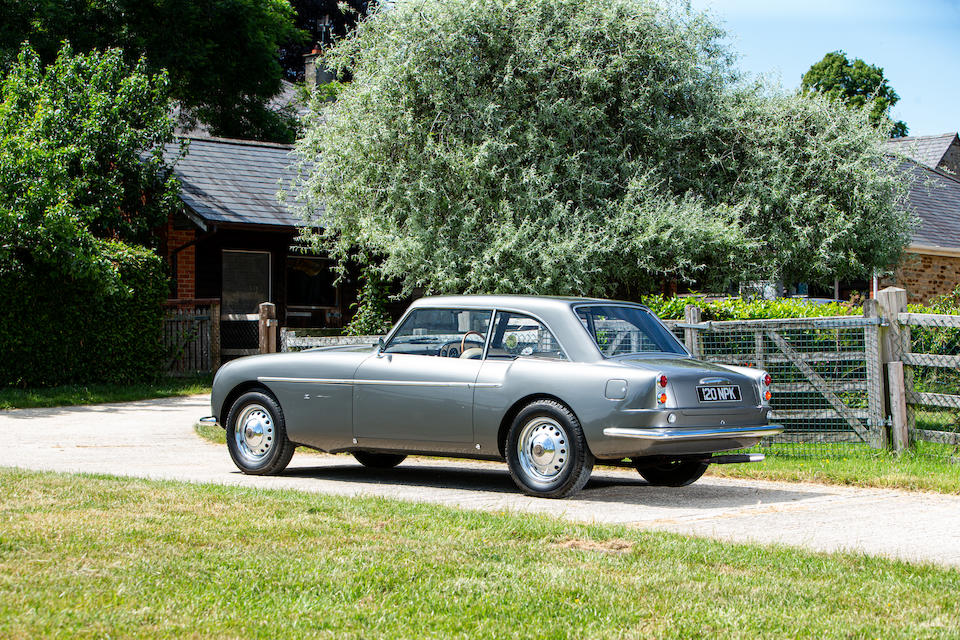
[286, 256, 338, 309]
[222, 250, 271, 315]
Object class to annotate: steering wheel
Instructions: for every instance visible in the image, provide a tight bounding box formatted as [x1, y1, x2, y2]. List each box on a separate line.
[460, 330, 485, 353]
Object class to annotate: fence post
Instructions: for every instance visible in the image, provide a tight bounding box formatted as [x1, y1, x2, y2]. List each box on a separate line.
[259, 302, 277, 354]
[684, 305, 701, 359]
[876, 287, 908, 451]
[887, 361, 910, 452]
[862, 298, 886, 449]
[210, 300, 221, 371]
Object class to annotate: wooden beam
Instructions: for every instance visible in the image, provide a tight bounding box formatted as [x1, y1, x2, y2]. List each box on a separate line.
[901, 353, 960, 369]
[770, 409, 871, 421]
[905, 391, 960, 410]
[914, 429, 960, 446]
[897, 312, 960, 328]
[772, 381, 868, 394]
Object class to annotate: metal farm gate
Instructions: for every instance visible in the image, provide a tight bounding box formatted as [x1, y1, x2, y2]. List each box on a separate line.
[665, 311, 886, 452]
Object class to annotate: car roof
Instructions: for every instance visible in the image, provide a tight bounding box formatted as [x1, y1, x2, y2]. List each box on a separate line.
[397, 295, 669, 363]
[409, 294, 637, 314]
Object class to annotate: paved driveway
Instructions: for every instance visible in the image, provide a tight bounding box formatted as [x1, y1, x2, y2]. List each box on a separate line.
[3, 394, 959, 568]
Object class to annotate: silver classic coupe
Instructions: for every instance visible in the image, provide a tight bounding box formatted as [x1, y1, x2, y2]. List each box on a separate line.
[206, 295, 782, 498]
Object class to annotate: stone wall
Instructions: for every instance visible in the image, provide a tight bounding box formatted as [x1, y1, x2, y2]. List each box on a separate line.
[885, 251, 960, 304]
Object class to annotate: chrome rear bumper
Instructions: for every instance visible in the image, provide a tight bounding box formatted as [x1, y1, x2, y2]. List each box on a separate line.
[602, 425, 783, 441]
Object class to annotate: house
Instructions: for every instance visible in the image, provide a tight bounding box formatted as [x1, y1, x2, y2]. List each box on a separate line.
[883, 133, 960, 304]
[162, 136, 355, 357]
[885, 132, 960, 176]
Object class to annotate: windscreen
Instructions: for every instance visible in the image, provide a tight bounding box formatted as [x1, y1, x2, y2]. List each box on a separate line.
[575, 305, 686, 356]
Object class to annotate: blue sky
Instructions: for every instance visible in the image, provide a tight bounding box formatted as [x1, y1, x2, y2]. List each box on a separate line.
[689, 0, 960, 136]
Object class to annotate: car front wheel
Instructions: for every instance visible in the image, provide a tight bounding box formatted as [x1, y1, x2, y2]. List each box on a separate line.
[635, 457, 708, 487]
[506, 400, 594, 498]
[225, 390, 295, 475]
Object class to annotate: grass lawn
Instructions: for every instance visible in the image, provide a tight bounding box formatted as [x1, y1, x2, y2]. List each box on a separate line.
[708, 442, 960, 494]
[0, 377, 211, 410]
[1, 469, 958, 639]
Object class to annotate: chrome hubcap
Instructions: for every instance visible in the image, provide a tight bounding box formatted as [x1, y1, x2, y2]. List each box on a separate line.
[234, 404, 273, 463]
[517, 417, 569, 483]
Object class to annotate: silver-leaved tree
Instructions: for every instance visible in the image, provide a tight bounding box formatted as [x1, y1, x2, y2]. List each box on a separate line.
[295, 0, 913, 329]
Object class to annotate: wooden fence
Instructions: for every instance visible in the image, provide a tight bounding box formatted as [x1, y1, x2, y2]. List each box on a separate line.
[162, 298, 220, 375]
[881, 288, 960, 450]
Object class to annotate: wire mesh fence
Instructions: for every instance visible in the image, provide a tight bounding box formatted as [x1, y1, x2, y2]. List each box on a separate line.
[221, 315, 260, 360]
[895, 312, 960, 461]
[665, 316, 884, 458]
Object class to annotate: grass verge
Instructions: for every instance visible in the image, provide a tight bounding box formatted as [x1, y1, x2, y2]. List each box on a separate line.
[0, 377, 211, 410]
[708, 442, 960, 494]
[1, 468, 958, 639]
[195, 419, 226, 444]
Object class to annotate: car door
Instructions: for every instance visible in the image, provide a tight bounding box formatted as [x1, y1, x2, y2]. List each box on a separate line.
[352, 307, 493, 447]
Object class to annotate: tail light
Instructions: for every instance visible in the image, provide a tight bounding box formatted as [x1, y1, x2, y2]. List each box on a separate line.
[761, 372, 772, 404]
[657, 373, 667, 406]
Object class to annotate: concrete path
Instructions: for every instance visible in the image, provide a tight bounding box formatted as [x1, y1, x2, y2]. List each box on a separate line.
[3, 394, 959, 569]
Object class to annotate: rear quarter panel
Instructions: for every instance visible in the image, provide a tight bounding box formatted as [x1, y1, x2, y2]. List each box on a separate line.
[473, 358, 658, 457]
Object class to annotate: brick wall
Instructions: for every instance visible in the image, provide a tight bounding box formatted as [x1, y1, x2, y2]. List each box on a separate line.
[166, 217, 196, 299]
[885, 251, 960, 304]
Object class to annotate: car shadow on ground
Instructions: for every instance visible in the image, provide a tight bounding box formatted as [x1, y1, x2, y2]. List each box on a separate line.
[278, 462, 825, 509]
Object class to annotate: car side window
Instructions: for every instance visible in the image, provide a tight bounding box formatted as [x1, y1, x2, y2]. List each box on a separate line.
[487, 312, 566, 360]
[383, 308, 492, 358]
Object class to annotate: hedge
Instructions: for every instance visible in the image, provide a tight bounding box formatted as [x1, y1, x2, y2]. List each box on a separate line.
[641, 287, 960, 321]
[639, 294, 861, 321]
[0, 240, 167, 387]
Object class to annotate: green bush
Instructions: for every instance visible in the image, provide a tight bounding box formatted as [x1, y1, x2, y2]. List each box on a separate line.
[0, 240, 166, 387]
[640, 295, 861, 320]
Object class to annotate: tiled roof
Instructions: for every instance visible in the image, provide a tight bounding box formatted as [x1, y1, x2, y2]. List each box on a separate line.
[899, 160, 960, 251]
[164, 136, 316, 228]
[885, 133, 959, 170]
[173, 81, 308, 138]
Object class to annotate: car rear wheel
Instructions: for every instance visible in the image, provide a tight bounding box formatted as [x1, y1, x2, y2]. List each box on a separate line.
[635, 457, 708, 487]
[353, 451, 407, 469]
[225, 390, 295, 475]
[506, 400, 594, 498]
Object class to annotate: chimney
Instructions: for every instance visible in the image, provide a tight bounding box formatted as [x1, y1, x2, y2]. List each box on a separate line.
[303, 45, 336, 89]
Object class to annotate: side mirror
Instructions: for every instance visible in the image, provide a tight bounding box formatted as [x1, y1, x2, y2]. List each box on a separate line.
[377, 336, 386, 355]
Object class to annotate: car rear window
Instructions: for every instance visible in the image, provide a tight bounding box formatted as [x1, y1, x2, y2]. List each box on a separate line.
[575, 305, 686, 356]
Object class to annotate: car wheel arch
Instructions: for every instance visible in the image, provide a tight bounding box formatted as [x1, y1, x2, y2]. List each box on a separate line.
[219, 381, 274, 425]
[496, 393, 581, 458]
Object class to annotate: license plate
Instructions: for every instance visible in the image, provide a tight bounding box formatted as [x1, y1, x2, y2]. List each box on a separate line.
[697, 385, 741, 402]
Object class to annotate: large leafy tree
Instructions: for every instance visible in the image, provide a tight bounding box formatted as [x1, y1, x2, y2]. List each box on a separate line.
[296, 0, 913, 306]
[0, 0, 302, 142]
[0, 44, 179, 283]
[802, 51, 908, 137]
